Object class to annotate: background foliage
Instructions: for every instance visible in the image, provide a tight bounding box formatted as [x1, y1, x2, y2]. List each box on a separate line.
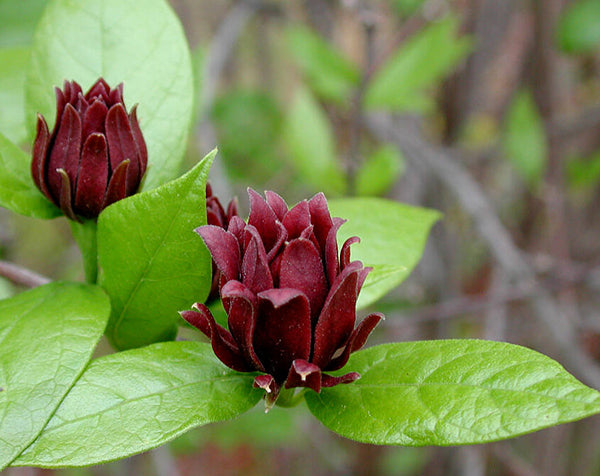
[2, 0, 600, 475]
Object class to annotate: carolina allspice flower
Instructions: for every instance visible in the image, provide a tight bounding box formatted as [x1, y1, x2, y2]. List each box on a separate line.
[181, 189, 383, 406]
[205, 182, 239, 302]
[31, 78, 147, 220]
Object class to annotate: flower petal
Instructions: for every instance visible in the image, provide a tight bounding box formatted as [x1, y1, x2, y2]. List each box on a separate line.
[102, 159, 129, 209]
[326, 312, 384, 371]
[248, 188, 285, 257]
[196, 225, 241, 282]
[265, 190, 288, 220]
[56, 168, 77, 221]
[31, 115, 52, 200]
[311, 261, 363, 368]
[282, 200, 311, 239]
[254, 288, 311, 383]
[253, 374, 281, 412]
[81, 98, 108, 139]
[74, 133, 109, 218]
[340, 236, 360, 271]
[324, 218, 345, 286]
[221, 280, 263, 370]
[128, 105, 148, 177]
[242, 226, 274, 294]
[285, 359, 322, 393]
[279, 238, 328, 325]
[321, 372, 360, 387]
[182, 303, 251, 372]
[47, 104, 82, 200]
[105, 103, 140, 194]
[308, 192, 334, 250]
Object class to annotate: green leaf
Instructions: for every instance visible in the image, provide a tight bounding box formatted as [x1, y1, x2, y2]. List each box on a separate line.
[0, 282, 110, 470]
[98, 151, 215, 350]
[13, 342, 262, 467]
[365, 15, 472, 112]
[567, 151, 600, 191]
[328, 198, 439, 308]
[26, 0, 194, 190]
[503, 90, 548, 187]
[286, 25, 360, 103]
[0, 0, 47, 47]
[306, 341, 600, 446]
[557, 0, 600, 53]
[283, 87, 347, 195]
[0, 47, 29, 144]
[213, 90, 284, 183]
[355, 144, 405, 197]
[0, 131, 60, 218]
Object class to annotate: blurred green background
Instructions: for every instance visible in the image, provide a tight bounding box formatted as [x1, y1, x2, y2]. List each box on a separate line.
[2, 0, 600, 474]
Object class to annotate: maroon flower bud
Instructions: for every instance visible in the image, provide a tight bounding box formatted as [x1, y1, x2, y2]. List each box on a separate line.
[182, 189, 383, 406]
[205, 183, 239, 302]
[31, 78, 147, 220]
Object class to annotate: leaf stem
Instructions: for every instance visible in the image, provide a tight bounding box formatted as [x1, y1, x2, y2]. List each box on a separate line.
[70, 219, 98, 284]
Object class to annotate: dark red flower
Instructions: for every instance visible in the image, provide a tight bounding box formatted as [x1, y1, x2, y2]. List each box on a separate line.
[182, 189, 383, 406]
[205, 182, 239, 302]
[31, 78, 147, 220]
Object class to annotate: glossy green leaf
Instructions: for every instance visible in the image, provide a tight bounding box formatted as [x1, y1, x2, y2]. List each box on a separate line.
[98, 152, 215, 350]
[557, 0, 600, 53]
[0, 131, 60, 218]
[26, 0, 194, 190]
[329, 198, 439, 308]
[13, 342, 262, 467]
[284, 87, 346, 195]
[286, 25, 360, 103]
[0, 282, 110, 470]
[355, 144, 405, 197]
[503, 90, 547, 187]
[365, 15, 472, 112]
[306, 341, 600, 445]
[0, 47, 29, 144]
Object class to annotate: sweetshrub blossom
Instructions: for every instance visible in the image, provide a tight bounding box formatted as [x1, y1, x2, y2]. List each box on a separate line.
[205, 183, 239, 302]
[182, 189, 383, 404]
[31, 78, 147, 220]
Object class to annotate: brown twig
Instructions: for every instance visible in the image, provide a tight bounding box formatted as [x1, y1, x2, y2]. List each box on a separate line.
[0, 260, 51, 289]
[366, 113, 600, 389]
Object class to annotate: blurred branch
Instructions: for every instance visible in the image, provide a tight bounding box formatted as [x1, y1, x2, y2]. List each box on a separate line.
[366, 113, 600, 389]
[0, 260, 50, 288]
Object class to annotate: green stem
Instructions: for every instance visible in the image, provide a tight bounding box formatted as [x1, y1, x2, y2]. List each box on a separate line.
[70, 219, 98, 284]
[275, 387, 308, 408]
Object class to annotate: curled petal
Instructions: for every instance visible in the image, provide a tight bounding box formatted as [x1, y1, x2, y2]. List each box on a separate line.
[31, 115, 51, 199]
[182, 303, 250, 372]
[53, 86, 66, 131]
[312, 262, 364, 368]
[196, 225, 241, 282]
[221, 280, 263, 370]
[102, 159, 129, 209]
[308, 192, 334, 250]
[86, 78, 110, 102]
[74, 133, 109, 218]
[253, 375, 281, 412]
[128, 105, 148, 177]
[254, 289, 311, 383]
[227, 215, 246, 243]
[324, 218, 345, 286]
[105, 103, 140, 194]
[47, 104, 82, 199]
[56, 168, 77, 221]
[321, 372, 361, 388]
[326, 312, 384, 371]
[340, 236, 360, 271]
[285, 359, 321, 393]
